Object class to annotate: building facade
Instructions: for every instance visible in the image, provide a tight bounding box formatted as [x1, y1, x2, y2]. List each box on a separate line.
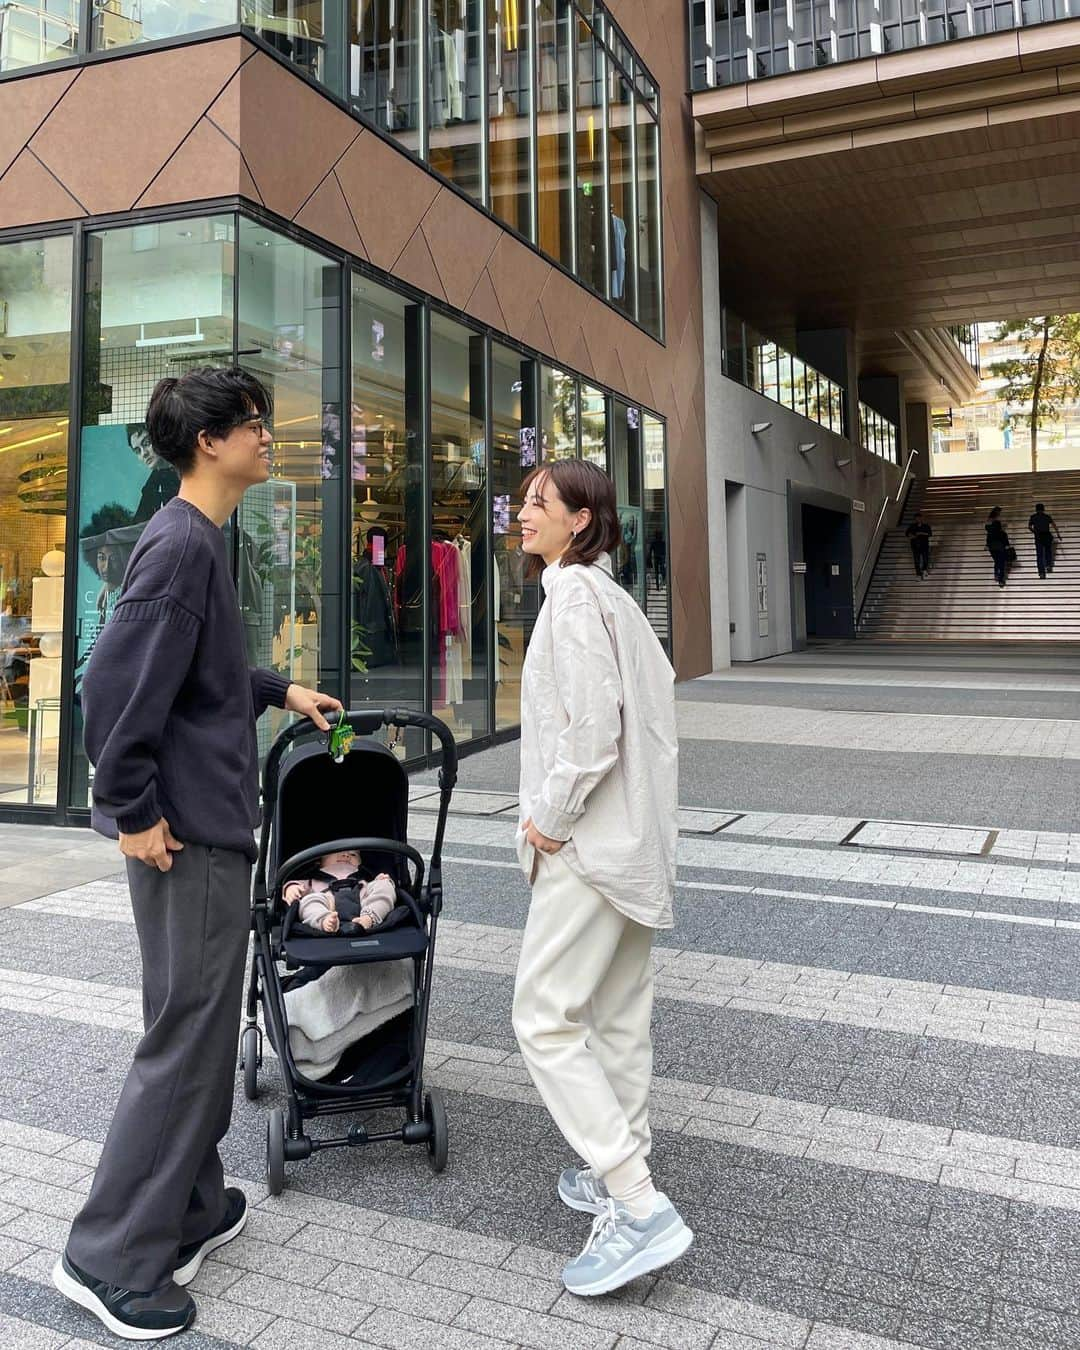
[0, 1, 711, 824]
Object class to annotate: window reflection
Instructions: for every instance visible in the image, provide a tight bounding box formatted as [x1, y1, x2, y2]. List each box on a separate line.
[93, 0, 234, 48]
[575, 15, 607, 296]
[487, 0, 532, 238]
[540, 363, 577, 459]
[491, 342, 538, 730]
[245, 0, 340, 87]
[74, 216, 235, 806]
[607, 57, 635, 317]
[2, 0, 78, 69]
[580, 383, 607, 469]
[236, 219, 344, 758]
[350, 274, 426, 758]
[351, 0, 422, 151]
[536, 0, 574, 272]
[430, 313, 488, 744]
[0, 236, 72, 806]
[428, 0, 484, 200]
[635, 83, 661, 338]
[642, 412, 669, 652]
[611, 398, 643, 605]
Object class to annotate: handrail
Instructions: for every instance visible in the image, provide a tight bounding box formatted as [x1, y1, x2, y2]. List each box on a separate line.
[854, 449, 920, 598]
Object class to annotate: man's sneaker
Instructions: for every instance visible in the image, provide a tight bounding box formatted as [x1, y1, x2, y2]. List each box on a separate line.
[562, 1195, 693, 1296]
[52, 1252, 195, 1341]
[174, 1187, 248, 1286]
[557, 1166, 609, 1215]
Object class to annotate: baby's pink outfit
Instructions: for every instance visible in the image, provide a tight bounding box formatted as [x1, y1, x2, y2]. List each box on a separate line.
[287, 855, 397, 932]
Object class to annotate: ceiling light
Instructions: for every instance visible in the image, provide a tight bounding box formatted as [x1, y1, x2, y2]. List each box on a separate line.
[0, 429, 63, 454]
[797, 442, 816, 454]
[751, 422, 772, 435]
[834, 456, 852, 468]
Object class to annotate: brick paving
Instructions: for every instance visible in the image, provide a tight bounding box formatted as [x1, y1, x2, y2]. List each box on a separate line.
[2, 645, 1080, 1347]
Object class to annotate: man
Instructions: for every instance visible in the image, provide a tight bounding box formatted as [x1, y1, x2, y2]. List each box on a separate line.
[54, 368, 342, 1340]
[1028, 502, 1062, 579]
[905, 511, 932, 579]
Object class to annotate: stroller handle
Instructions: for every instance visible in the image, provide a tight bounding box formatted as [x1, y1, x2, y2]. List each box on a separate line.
[254, 705, 459, 900]
[274, 836, 427, 894]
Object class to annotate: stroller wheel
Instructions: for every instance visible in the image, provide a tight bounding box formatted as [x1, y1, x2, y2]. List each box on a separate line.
[241, 1026, 262, 1101]
[267, 1108, 286, 1196]
[425, 1088, 448, 1173]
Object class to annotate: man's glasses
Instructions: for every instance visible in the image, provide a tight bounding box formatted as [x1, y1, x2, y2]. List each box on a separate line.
[238, 415, 273, 434]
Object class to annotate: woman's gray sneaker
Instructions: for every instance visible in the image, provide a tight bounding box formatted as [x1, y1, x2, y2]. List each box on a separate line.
[561, 1195, 693, 1296]
[557, 1166, 610, 1215]
[52, 1252, 195, 1340]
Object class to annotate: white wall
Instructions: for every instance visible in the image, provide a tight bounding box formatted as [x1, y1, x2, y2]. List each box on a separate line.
[701, 194, 903, 667]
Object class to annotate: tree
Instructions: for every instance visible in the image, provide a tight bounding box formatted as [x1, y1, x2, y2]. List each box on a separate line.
[990, 315, 1080, 473]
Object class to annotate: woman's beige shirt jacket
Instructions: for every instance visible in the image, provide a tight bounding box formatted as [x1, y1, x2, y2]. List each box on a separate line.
[517, 555, 678, 929]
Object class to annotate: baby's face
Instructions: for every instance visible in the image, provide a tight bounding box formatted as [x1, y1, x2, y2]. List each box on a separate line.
[323, 849, 361, 871]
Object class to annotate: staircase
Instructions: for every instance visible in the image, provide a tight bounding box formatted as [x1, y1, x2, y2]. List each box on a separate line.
[858, 469, 1080, 639]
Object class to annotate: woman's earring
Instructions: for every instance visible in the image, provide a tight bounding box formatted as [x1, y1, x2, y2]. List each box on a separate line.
[570, 529, 578, 540]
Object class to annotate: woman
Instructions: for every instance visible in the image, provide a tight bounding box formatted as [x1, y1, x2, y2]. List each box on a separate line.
[986, 506, 1010, 588]
[511, 459, 692, 1297]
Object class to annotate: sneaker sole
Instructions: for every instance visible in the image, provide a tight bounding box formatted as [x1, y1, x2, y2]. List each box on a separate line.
[52, 1259, 193, 1342]
[563, 1222, 694, 1297]
[557, 1180, 607, 1216]
[173, 1204, 248, 1286]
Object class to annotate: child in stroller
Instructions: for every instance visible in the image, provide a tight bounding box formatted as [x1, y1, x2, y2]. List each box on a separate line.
[284, 847, 396, 934]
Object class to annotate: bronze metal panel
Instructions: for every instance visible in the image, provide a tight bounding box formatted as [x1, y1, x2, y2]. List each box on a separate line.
[421, 187, 502, 310]
[30, 39, 246, 214]
[335, 132, 440, 272]
[137, 117, 245, 209]
[295, 172, 368, 259]
[0, 68, 77, 180]
[0, 148, 85, 228]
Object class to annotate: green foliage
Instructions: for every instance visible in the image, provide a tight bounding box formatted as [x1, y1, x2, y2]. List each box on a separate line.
[989, 315, 1080, 471]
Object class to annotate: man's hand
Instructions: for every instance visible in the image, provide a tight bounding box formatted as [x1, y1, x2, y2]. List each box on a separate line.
[524, 817, 564, 856]
[284, 684, 344, 732]
[119, 818, 184, 872]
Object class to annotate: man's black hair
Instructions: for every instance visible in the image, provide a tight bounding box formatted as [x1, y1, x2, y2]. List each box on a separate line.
[145, 367, 272, 476]
[1036, 503, 1045, 512]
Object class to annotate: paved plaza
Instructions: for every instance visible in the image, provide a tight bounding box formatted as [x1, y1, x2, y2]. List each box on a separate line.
[3, 641, 1080, 1349]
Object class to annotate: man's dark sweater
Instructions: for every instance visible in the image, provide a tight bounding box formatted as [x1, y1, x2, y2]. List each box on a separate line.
[82, 497, 291, 860]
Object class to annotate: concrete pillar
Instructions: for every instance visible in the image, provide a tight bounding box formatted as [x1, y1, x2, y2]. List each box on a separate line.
[796, 328, 858, 443]
[905, 401, 933, 479]
[859, 373, 907, 457]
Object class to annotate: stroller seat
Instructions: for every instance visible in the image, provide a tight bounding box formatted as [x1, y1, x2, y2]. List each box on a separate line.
[280, 883, 429, 967]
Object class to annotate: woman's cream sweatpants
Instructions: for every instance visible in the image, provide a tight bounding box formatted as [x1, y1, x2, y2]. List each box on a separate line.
[512, 850, 655, 1191]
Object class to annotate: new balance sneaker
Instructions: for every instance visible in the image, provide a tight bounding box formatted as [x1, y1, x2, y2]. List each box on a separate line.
[562, 1195, 693, 1297]
[557, 1166, 610, 1215]
[52, 1252, 195, 1341]
[174, 1187, 248, 1286]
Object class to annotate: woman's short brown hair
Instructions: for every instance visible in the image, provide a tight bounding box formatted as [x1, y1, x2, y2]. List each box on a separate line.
[521, 459, 622, 577]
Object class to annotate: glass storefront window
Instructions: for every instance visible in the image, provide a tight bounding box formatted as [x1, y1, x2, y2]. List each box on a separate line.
[536, 0, 574, 272]
[428, 0, 484, 200]
[540, 362, 576, 459]
[1, 0, 77, 70]
[487, 0, 532, 239]
[236, 219, 344, 757]
[491, 340, 538, 731]
[635, 92, 661, 338]
[574, 14, 607, 297]
[606, 56, 635, 318]
[429, 312, 488, 744]
[579, 381, 606, 469]
[611, 398, 642, 604]
[73, 215, 235, 806]
[642, 411, 668, 652]
[0, 236, 72, 806]
[351, 0, 422, 153]
[93, 0, 234, 50]
[245, 0, 345, 93]
[350, 273, 426, 758]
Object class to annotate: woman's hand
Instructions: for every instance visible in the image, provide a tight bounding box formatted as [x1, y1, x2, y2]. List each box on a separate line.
[524, 818, 564, 855]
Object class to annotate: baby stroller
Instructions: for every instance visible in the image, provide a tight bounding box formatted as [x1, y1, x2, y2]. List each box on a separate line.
[240, 707, 456, 1194]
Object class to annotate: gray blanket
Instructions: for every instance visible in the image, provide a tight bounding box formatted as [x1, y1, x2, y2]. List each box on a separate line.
[285, 960, 413, 1081]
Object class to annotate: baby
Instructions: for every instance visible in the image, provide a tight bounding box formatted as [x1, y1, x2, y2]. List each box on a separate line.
[283, 848, 396, 935]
